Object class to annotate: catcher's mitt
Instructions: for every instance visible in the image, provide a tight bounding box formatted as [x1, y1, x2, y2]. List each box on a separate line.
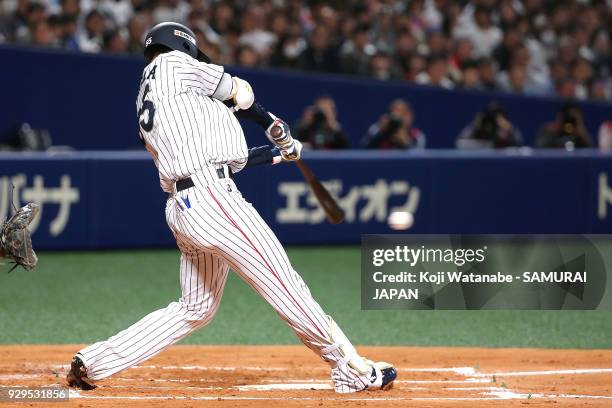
[0, 203, 39, 272]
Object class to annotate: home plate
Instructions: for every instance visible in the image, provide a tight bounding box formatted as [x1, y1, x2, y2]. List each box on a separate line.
[235, 383, 333, 391]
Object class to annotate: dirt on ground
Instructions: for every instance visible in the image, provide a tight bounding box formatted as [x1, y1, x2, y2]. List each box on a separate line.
[0, 345, 611, 407]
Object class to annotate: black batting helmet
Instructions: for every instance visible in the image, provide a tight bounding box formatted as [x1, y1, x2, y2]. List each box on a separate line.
[143, 22, 211, 63]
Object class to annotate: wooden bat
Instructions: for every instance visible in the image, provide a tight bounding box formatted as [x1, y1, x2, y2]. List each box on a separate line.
[270, 125, 345, 224]
[295, 159, 345, 224]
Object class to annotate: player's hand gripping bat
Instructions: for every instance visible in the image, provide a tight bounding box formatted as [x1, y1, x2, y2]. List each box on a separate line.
[270, 125, 345, 224]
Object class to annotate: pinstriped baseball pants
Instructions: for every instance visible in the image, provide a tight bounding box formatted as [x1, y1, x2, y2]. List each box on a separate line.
[77, 168, 371, 393]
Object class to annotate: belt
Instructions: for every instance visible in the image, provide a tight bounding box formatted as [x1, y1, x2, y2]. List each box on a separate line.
[176, 167, 233, 192]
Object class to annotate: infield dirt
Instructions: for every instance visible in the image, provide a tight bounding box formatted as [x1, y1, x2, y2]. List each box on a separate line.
[0, 345, 610, 407]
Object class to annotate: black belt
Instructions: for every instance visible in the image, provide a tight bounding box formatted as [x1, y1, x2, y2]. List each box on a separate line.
[176, 168, 233, 192]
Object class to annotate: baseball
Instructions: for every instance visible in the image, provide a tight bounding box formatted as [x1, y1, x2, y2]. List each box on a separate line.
[387, 211, 414, 230]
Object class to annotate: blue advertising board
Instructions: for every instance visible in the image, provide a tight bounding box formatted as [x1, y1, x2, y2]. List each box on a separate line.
[1, 150, 611, 249]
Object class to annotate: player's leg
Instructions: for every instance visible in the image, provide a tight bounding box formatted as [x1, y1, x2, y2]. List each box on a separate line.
[69, 251, 229, 386]
[182, 180, 396, 393]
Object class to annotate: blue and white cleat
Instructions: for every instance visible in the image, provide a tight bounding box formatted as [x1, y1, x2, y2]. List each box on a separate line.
[367, 362, 397, 390]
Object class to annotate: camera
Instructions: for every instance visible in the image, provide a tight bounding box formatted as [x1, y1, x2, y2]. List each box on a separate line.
[386, 114, 404, 134]
[560, 112, 578, 136]
[312, 107, 326, 125]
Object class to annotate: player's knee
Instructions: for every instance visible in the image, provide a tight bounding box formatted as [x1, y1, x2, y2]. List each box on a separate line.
[179, 300, 221, 323]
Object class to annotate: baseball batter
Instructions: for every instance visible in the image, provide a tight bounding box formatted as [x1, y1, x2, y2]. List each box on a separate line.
[67, 22, 396, 394]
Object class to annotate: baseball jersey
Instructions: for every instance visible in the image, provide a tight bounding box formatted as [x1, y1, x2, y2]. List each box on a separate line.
[136, 50, 248, 193]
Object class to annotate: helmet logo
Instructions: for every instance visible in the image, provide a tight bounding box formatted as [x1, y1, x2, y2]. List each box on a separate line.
[174, 30, 196, 45]
[145, 37, 152, 47]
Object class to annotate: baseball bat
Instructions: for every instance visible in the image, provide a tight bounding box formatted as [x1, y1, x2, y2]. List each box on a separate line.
[269, 124, 344, 224]
[294, 159, 345, 224]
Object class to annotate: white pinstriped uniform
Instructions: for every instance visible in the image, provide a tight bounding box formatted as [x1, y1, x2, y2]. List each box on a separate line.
[77, 50, 372, 393]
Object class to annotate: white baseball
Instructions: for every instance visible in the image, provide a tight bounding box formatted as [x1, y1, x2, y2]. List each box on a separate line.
[387, 211, 414, 230]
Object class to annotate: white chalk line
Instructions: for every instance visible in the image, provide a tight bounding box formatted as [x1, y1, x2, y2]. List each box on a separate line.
[68, 390, 406, 402]
[471, 368, 612, 377]
[135, 365, 287, 372]
[484, 390, 612, 400]
[236, 383, 333, 391]
[0, 374, 45, 380]
[257, 378, 492, 384]
[107, 384, 222, 391]
[400, 379, 491, 384]
[67, 390, 612, 402]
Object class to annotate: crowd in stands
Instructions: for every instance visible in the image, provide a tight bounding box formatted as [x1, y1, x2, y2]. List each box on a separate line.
[0, 0, 610, 102]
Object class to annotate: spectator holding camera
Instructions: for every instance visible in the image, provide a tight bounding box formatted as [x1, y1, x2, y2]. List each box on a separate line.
[362, 99, 426, 149]
[295, 96, 349, 150]
[456, 102, 522, 149]
[536, 101, 593, 149]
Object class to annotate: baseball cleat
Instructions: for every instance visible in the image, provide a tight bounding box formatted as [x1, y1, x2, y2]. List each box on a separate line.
[66, 355, 96, 390]
[367, 362, 397, 391]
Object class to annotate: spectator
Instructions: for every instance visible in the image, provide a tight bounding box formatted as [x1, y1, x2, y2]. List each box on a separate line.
[59, 0, 79, 16]
[298, 25, 338, 73]
[362, 99, 426, 149]
[555, 77, 578, 99]
[368, 52, 400, 80]
[416, 53, 454, 89]
[492, 26, 521, 72]
[448, 37, 474, 80]
[193, 27, 222, 64]
[457, 102, 523, 149]
[126, 15, 147, 54]
[572, 58, 594, 100]
[459, 59, 481, 89]
[477, 58, 497, 90]
[57, 13, 79, 50]
[209, 2, 235, 36]
[599, 120, 612, 150]
[15, 2, 47, 44]
[406, 53, 427, 82]
[235, 45, 260, 67]
[591, 79, 612, 101]
[394, 29, 417, 73]
[535, 101, 593, 149]
[426, 30, 448, 55]
[99, 0, 133, 27]
[496, 63, 528, 94]
[103, 29, 126, 54]
[270, 34, 307, 69]
[152, 0, 188, 25]
[296, 96, 349, 150]
[31, 19, 57, 47]
[238, 7, 275, 57]
[339, 23, 374, 76]
[455, 5, 502, 58]
[78, 10, 106, 52]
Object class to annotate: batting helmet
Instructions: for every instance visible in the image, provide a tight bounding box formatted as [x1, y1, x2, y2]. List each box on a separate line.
[143, 22, 211, 63]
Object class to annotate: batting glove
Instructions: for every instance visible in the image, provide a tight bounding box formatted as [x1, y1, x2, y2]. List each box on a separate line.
[280, 139, 302, 162]
[265, 115, 293, 149]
